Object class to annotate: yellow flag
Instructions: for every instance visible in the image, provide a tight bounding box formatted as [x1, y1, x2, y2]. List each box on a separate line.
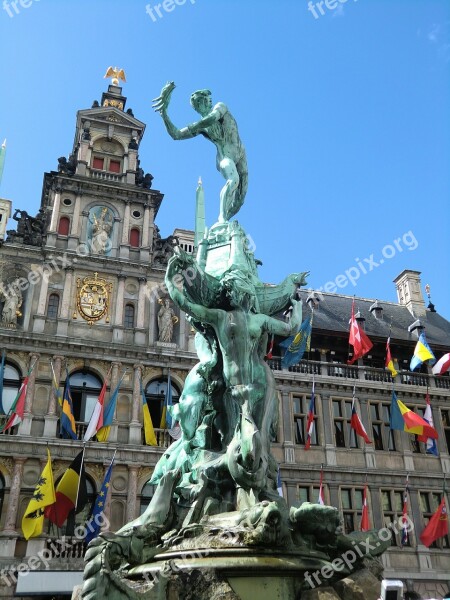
[144, 401, 157, 446]
[22, 449, 56, 540]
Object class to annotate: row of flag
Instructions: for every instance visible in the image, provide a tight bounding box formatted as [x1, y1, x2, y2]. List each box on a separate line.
[22, 448, 115, 543]
[0, 356, 178, 444]
[281, 465, 448, 547]
[273, 298, 450, 378]
[301, 376, 440, 455]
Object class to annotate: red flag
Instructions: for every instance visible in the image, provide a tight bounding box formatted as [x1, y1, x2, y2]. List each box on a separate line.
[305, 379, 315, 450]
[265, 334, 274, 360]
[1, 377, 29, 433]
[420, 497, 448, 547]
[360, 484, 370, 532]
[350, 396, 372, 444]
[318, 468, 325, 505]
[348, 300, 373, 365]
[385, 336, 398, 377]
[83, 377, 108, 442]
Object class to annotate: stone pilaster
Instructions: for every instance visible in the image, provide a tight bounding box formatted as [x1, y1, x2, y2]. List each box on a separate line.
[44, 355, 65, 437]
[56, 267, 74, 337]
[321, 394, 337, 466]
[281, 391, 295, 464]
[125, 466, 139, 523]
[48, 190, 61, 232]
[140, 204, 151, 262]
[68, 192, 83, 250]
[129, 364, 143, 444]
[1, 457, 25, 534]
[134, 278, 147, 346]
[18, 353, 40, 435]
[119, 201, 131, 259]
[33, 265, 51, 333]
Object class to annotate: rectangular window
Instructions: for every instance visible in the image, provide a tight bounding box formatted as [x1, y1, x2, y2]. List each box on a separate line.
[109, 160, 121, 173]
[381, 489, 410, 547]
[293, 395, 318, 447]
[297, 484, 323, 505]
[333, 399, 357, 448]
[369, 402, 396, 451]
[92, 157, 104, 170]
[340, 487, 364, 534]
[442, 409, 450, 453]
[419, 492, 450, 548]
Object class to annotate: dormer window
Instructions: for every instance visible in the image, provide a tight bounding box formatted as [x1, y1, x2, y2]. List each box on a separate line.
[91, 155, 122, 174]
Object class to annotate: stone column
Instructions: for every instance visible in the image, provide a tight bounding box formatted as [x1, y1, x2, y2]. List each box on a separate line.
[129, 364, 143, 444]
[134, 278, 147, 346]
[149, 292, 157, 344]
[321, 394, 337, 467]
[57, 267, 74, 337]
[113, 275, 126, 343]
[125, 466, 139, 523]
[281, 391, 295, 464]
[44, 355, 64, 437]
[120, 201, 131, 259]
[48, 190, 61, 232]
[140, 204, 151, 262]
[33, 265, 51, 333]
[107, 361, 121, 443]
[18, 353, 40, 436]
[1, 458, 25, 535]
[68, 192, 83, 250]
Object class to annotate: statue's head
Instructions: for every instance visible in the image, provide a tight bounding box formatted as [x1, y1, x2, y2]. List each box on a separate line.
[190, 89, 212, 115]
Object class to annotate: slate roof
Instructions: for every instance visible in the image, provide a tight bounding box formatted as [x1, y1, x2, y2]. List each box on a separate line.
[298, 290, 450, 349]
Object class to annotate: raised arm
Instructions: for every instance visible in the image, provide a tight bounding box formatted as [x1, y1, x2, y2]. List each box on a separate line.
[165, 255, 219, 326]
[153, 82, 194, 141]
[265, 298, 303, 337]
[186, 104, 227, 135]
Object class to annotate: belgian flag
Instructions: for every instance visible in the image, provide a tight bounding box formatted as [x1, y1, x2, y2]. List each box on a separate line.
[45, 450, 87, 527]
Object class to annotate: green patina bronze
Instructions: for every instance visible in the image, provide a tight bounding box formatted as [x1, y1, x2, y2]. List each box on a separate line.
[81, 84, 388, 600]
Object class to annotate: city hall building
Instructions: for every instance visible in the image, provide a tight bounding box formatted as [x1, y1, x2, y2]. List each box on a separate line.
[0, 79, 449, 599]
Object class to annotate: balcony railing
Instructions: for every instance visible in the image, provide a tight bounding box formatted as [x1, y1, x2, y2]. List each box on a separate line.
[142, 428, 172, 448]
[90, 170, 122, 182]
[267, 358, 449, 389]
[45, 537, 86, 559]
[0, 415, 18, 435]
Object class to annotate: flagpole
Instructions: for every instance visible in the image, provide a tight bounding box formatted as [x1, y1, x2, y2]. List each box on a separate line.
[74, 444, 86, 513]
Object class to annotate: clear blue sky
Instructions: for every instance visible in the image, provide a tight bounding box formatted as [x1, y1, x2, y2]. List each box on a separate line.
[1, 0, 449, 317]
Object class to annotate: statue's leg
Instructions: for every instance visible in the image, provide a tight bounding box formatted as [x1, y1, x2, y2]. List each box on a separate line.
[218, 157, 239, 222]
[232, 157, 248, 217]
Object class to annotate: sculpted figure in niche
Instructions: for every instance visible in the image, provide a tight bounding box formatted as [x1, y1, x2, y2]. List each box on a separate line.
[157, 298, 178, 343]
[90, 207, 112, 255]
[0, 281, 23, 326]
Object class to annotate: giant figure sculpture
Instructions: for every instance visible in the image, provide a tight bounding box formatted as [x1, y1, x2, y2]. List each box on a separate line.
[82, 85, 388, 600]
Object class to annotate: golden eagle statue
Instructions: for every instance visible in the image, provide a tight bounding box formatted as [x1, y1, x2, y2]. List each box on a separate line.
[104, 67, 127, 86]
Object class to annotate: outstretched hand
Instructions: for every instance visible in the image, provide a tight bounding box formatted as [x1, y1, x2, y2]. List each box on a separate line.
[152, 81, 176, 113]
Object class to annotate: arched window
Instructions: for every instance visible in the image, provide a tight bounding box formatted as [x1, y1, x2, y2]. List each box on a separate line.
[68, 370, 103, 423]
[0, 363, 21, 414]
[144, 378, 180, 429]
[140, 481, 155, 515]
[46, 293, 60, 319]
[129, 228, 140, 248]
[58, 216, 70, 236]
[124, 304, 135, 329]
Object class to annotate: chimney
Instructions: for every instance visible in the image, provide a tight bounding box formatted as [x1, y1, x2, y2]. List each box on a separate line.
[393, 270, 426, 317]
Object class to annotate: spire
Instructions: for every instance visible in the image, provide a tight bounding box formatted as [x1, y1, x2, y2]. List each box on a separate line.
[0, 139, 6, 187]
[195, 176, 205, 247]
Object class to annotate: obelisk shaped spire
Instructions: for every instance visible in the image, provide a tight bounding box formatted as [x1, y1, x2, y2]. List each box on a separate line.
[0, 140, 6, 187]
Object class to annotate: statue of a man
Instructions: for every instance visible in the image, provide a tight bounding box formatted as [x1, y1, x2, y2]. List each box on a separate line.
[153, 82, 248, 224]
[0, 282, 22, 326]
[157, 298, 178, 343]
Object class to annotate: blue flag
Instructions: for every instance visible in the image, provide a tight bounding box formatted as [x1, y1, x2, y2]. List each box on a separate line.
[165, 371, 173, 429]
[280, 314, 313, 369]
[0, 349, 5, 414]
[410, 332, 436, 371]
[85, 454, 115, 544]
[60, 368, 77, 440]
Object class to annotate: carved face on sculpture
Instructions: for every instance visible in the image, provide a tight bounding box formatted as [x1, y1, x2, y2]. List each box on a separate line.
[190, 89, 213, 116]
